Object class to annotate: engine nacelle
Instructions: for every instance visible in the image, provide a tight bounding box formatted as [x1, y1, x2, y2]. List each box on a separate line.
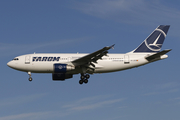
[52, 73, 73, 81]
[54, 63, 75, 73]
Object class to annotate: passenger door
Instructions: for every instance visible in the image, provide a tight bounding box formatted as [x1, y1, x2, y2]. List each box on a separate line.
[124, 55, 130, 64]
[25, 56, 31, 64]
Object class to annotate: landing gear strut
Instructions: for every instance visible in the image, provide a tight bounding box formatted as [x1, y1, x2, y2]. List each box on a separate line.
[79, 74, 90, 84]
[28, 72, 32, 81]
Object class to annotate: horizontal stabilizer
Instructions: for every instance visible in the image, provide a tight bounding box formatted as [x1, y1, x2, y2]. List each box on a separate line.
[145, 49, 171, 61]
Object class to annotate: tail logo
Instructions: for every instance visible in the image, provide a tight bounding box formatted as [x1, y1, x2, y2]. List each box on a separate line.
[144, 29, 166, 52]
[133, 25, 170, 53]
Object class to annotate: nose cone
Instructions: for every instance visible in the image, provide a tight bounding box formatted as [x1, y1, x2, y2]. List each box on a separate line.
[7, 61, 17, 69]
[7, 61, 13, 68]
[7, 60, 22, 71]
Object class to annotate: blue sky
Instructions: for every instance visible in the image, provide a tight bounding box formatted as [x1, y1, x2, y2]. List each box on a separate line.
[0, 0, 180, 120]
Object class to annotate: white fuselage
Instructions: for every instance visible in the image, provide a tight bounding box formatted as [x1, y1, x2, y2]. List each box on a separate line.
[7, 53, 167, 74]
[7, 25, 171, 84]
[6, 25, 170, 83]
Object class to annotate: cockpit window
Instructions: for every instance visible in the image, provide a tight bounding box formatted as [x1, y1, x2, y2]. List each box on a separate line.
[13, 58, 19, 60]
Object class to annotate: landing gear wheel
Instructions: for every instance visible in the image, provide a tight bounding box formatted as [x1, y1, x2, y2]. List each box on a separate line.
[28, 72, 32, 82]
[79, 80, 83, 84]
[85, 74, 90, 79]
[80, 75, 85, 80]
[84, 79, 88, 84]
[29, 77, 32, 81]
[79, 73, 90, 84]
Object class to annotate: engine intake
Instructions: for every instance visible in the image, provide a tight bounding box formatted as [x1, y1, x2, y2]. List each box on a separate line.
[54, 63, 75, 73]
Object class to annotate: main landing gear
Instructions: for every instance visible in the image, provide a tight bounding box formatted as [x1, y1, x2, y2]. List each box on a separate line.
[79, 74, 90, 85]
[28, 72, 33, 81]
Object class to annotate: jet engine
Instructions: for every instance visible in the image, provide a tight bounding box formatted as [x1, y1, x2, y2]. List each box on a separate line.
[52, 73, 73, 81]
[53, 63, 75, 73]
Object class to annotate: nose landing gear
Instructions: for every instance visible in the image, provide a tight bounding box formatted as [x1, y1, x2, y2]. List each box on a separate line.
[79, 74, 90, 84]
[28, 72, 33, 81]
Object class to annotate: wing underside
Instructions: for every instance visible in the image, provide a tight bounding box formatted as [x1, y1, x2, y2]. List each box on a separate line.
[71, 45, 115, 73]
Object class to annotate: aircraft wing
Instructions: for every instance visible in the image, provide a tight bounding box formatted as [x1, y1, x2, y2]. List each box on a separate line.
[145, 49, 171, 61]
[72, 44, 115, 66]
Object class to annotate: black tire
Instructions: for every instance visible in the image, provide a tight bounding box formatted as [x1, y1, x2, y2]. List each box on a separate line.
[84, 79, 88, 84]
[80, 75, 85, 80]
[79, 80, 83, 84]
[29, 77, 32, 81]
[85, 74, 90, 79]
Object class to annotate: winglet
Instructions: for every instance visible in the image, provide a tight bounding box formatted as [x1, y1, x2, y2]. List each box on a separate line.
[110, 44, 115, 49]
[104, 44, 115, 50]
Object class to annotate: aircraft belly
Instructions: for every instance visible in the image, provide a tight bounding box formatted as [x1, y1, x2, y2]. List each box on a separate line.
[29, 63, 54, 73]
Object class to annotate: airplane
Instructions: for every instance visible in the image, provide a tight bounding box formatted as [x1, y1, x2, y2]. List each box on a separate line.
[7, 25, 171, 84]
